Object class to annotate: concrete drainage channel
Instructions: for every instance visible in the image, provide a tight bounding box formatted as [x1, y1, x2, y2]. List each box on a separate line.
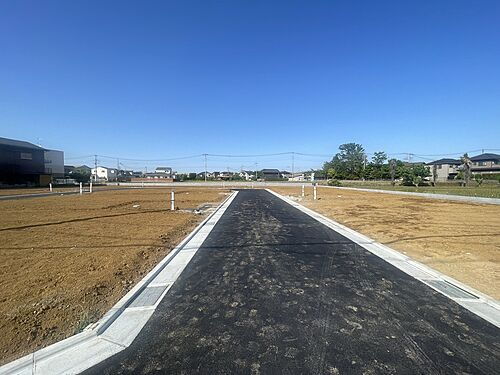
[0, 191, 239, 375]
[267, 189, 500, 329]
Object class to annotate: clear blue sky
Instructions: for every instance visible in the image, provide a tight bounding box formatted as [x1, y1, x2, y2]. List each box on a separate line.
[1, 0, 499, 172]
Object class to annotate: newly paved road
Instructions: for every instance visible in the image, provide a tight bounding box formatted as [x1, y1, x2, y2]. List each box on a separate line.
[86, 190, 499, 374]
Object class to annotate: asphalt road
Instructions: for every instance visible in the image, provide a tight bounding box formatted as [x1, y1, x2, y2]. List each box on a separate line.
[85, 189, 499, 374]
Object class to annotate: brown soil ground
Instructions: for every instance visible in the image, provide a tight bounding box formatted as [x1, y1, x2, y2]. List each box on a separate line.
[0, 187, 228, 364]
[0, 186, 116, 196]
[0, 187, 77, 196]
[271, 186, 500, 300]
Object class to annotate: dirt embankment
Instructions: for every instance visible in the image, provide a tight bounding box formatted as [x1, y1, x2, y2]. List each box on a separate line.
[271, 186, 500, 300]
[0, 187, 228, 364]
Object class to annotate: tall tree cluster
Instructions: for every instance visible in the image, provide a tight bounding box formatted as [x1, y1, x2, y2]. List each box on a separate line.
[323, 143, 430, 185]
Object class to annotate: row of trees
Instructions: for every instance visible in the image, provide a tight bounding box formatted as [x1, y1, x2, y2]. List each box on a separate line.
[322, 143, 431, 186]
[322, 143, 484, 186]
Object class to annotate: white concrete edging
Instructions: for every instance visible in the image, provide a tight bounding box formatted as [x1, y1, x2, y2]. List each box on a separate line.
[0, 191, 239, 375]
[266, 189, 500, 328]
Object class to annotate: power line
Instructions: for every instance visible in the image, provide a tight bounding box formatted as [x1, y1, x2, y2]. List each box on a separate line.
[96, 154, 203, 162]
[206, 152, 292, 158]
[64, 155, 95, 160]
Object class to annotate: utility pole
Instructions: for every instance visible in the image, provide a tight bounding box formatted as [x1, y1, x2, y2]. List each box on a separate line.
[291, 152, 295, 180]
[203, 154, 208, 182]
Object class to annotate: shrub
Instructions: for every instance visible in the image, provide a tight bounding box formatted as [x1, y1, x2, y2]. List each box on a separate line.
[474, 174, 484, 186]
[327, 179, 341, 186]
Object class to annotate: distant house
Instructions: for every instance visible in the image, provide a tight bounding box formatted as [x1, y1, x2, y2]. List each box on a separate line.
[117, 169, 134, 181]
[280, 171, 292, 179]
[427, 153, 500, 181]
[306, 171, 316, 181]
[426, 158, 461, 182]
[91, 166, 118, 182]
[73, 165, 92, 175]
[197, 171, 214, 179]
[155, 167, 172, 177]
[289, 173, 305, 181]
[261, 169, 281, 180]
[239, 171, 254, 180]
[144, 172, 172, 180]
[470, 153, 500, 174]
[218, 171, 233, 180]
[0, 137, 50, 186]
[64, 165, 75, 175]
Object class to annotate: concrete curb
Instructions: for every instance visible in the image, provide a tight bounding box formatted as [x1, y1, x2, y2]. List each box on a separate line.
[321, 185, 500, 205]
[0, 191, 238, 375]
[267, 189, 500, 328]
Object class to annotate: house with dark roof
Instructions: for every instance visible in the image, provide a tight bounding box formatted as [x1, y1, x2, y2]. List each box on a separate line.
[470, 153, 500, 174]
[426, 158, 461, 182]
[427, 153, 500, 181]
[0, 137, 50, 186]
[261, 169, 281, 180]
[155, 167, 172, 177]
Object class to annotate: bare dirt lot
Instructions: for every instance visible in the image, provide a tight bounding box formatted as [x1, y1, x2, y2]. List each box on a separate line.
[0, 185, 116, 196]
[271, 186, 500, 300]
[0, 187, 76, 196]
[0, 187, 228, 364]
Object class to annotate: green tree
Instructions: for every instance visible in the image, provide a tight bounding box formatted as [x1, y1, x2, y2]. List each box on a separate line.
[324, 143, 366, 179]
[460, 153, 472, 186]
[372, 151, 387, 166]
[368, 151, 388, 179]
[400, 164, 430, 186]
[412, 175, 423, 187]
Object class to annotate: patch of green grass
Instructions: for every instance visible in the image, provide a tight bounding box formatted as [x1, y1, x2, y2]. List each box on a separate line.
[323, 180, 500, 199]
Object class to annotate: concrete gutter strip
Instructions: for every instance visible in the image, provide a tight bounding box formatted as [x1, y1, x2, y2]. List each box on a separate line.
[267, 189, 500, 328]
[0, 191, 238, 375]
[321, 185, 500, 205]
